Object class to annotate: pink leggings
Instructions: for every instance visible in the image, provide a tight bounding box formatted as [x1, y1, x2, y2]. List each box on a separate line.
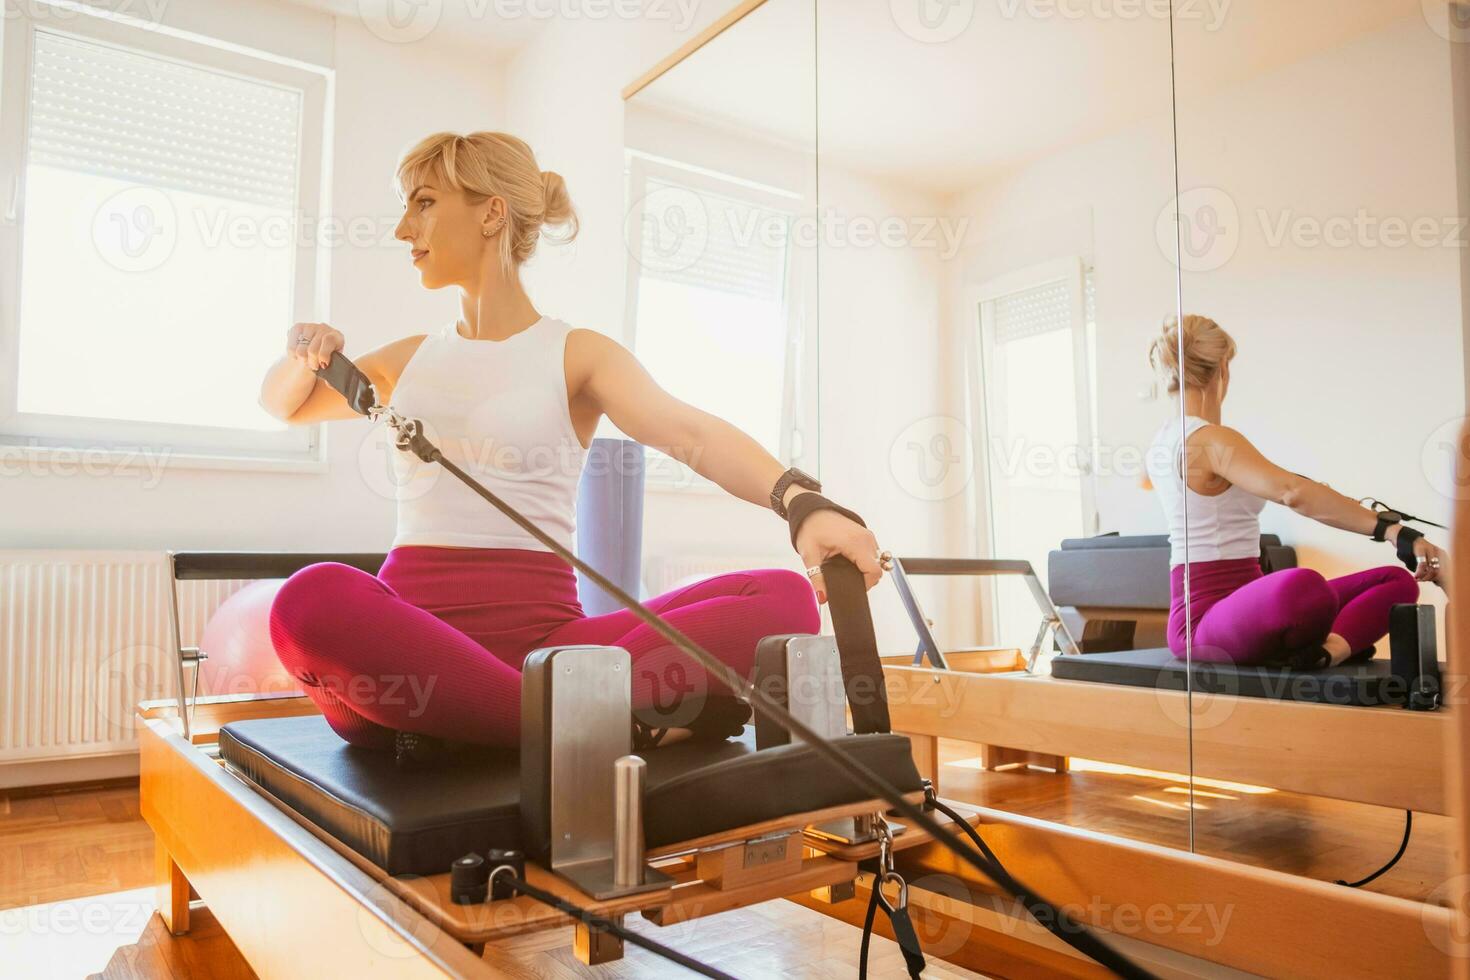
[268, 546, 820, 748]
[1167, 558, 1419, 664]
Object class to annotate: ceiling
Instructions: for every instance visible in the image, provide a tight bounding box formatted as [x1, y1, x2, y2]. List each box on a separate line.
[282, 0, 552, 59]
[634, 0, 1427, 194]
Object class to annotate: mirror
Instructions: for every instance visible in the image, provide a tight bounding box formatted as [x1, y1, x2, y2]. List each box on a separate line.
[620, 0, 820, 603]
[815, 0, 1187, 844]
[624, 0, 1465, 913]
[1173, 0, 1461, 898]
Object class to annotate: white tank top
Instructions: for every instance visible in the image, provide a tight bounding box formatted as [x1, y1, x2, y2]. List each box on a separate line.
[387, 315, 589, 553]
[1147, 415, 1265, 566]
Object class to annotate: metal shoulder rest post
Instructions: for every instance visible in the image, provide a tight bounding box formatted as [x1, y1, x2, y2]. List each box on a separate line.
[889, 557, 1082, 671]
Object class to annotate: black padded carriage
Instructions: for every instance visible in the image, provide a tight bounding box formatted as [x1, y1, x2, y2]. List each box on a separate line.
[219, 715, 923, 876]
[1048, 647, 1436, 707]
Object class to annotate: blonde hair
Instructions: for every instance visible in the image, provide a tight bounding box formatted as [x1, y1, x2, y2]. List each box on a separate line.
[1147, 314, 1236, 395]
[395, 131, 578, 275]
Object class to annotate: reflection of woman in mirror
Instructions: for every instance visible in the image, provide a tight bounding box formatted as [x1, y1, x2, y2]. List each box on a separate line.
[1145, 314, 1446, 668]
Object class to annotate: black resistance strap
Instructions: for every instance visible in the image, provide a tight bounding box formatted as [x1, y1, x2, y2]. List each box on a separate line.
[824, 558, 892, 735]
[316, 353, 1157, 980]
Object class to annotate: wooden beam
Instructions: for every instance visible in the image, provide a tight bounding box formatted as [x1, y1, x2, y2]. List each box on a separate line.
[622, 0, 769, 101]
[1450, 415, 1470, 978]
[895, 803, 1455, 978]
[154, 839, 190, 936]
[138, 716, 493, 978]
[885, 665, 1449, 813]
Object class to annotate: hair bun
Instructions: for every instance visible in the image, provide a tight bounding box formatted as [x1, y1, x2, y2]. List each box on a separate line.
[539, 169, 578, 243]
[1147, 313, 1235, 396]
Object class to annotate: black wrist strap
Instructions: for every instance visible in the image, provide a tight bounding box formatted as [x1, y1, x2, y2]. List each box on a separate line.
[1372, 513, 1397, 542]
[1396, 526, 1423, 571]
[786, 492, 866, 551]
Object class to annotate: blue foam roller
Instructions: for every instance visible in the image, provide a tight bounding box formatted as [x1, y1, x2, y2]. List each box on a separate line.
[575, 438, 646, 615]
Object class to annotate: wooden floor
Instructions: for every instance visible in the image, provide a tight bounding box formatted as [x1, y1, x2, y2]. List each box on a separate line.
[936, 746, 1450, 904]
[0, 741, 1451, 977]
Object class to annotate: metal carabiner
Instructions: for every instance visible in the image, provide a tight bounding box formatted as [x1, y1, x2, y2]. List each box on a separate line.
[875, 868, 909, 915]
[872, 820, 908, 914]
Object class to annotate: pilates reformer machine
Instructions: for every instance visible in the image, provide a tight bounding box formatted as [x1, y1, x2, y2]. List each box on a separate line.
[140, 351, 1152, 979]
[137, 352, 1458, 978]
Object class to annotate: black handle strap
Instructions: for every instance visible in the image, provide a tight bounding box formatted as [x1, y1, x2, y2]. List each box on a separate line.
[821, 556, 892, 735]
[1396, 526, 1424, 572]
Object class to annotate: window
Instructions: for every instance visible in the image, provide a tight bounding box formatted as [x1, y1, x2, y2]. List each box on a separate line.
[973, 258, 1098, 642]
[622, 153, 817, 488]
[0, 9, 331, 469]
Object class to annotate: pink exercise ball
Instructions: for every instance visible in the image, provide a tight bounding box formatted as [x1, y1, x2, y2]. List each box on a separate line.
[197, 579, 300, 698]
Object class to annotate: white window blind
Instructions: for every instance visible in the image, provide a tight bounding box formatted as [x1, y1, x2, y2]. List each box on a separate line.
[28, 30, 301, 209]
[637, 176, 790, 301]
[991, 278, 1071, 346]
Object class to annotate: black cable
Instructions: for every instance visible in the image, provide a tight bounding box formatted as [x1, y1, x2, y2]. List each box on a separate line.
[930, 795, 1113, 952]
[858, 875, 880, 980]
[385, 421, 1156, 978]
[505, 874, 737, 980]
[1337, 811, 1412, 888]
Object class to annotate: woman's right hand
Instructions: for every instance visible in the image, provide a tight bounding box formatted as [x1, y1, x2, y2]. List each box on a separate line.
[288, 322, 344, 372]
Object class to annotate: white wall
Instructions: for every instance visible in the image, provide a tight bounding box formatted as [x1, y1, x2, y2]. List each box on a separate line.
[2, 0, 505, 552]
[812, 166, 954, 648]
[948, 114, 1181, 543]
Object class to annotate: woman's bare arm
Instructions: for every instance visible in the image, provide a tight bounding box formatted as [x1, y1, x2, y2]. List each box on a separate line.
[1193, 424, 1446, 583]
[1190, 426, 1381, 534]
[572, 329, 785, 506]
[258, 323, 424, 425]
[571, 328, 885, 594]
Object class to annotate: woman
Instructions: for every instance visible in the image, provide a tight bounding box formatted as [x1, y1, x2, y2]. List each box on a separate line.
[1145, 314, 1444, 667]
[258, 131, 884, 751]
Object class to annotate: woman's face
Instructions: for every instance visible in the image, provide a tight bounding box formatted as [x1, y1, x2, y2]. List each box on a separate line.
[394, 177, 499, 289]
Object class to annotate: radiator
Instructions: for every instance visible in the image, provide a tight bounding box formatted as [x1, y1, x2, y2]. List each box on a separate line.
[0, 551, 795, 766]
[0, 551, 247, 764]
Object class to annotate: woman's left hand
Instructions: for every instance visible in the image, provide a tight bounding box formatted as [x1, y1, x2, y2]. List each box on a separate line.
[1412, 537, 1448, 585]
[795, 509, 887, 604]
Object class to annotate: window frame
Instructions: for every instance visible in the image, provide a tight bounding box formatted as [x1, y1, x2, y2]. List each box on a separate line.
[0, 2, 334, 474]
[966, 256, 1098, 643]
[621, 151, 817, 494]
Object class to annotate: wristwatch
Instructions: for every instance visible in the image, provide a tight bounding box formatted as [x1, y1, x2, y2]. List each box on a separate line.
[1371, 510, 1404, 542]
[770, 467, 822, 518]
